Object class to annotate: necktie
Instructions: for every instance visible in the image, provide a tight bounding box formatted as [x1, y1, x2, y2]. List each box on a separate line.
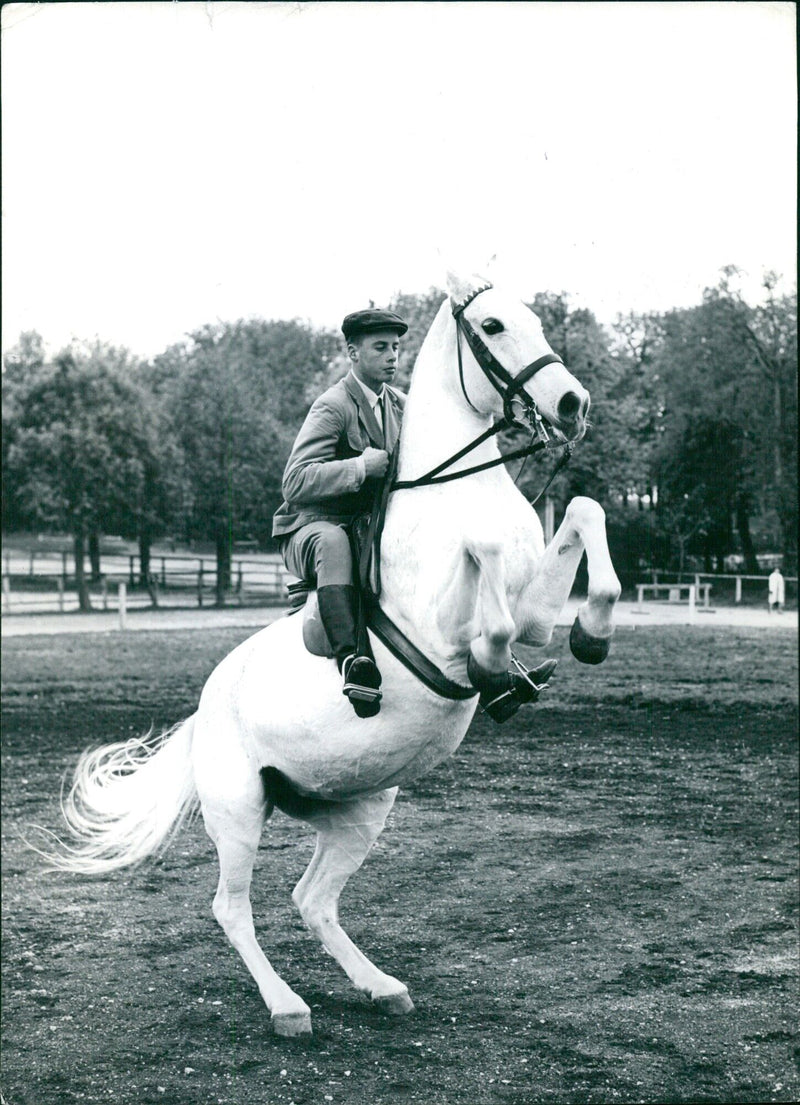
[377, 394, 385, 447]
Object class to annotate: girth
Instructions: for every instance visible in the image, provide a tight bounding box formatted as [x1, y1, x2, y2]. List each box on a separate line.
[364, 595, 477, 701]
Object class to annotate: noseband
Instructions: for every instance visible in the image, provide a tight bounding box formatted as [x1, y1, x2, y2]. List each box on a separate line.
[452, 283, 564, 431]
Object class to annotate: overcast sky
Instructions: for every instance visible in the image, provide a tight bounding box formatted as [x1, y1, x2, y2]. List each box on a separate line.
[1, 1, 796, 359]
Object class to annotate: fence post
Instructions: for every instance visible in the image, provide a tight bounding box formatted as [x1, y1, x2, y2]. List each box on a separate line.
[58, 577, 65, 612]
[735, 575, 742, 603]
[101, 577, 108, 611]
[62, 551, 68, 586]
[129, 555, 135, 587]
[161, 557, 166, 586]
[198, 561, 204, 607]
[118, 582, 127, 630]
[688, 584, 696, 623]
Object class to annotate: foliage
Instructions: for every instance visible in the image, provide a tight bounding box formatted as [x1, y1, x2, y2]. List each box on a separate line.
[649, 268, 797, 570]
[4, 342, 157, 608]
[153, 318, 336, 601]
[3, 268, 795, 587]
[2, 331, 48, 531]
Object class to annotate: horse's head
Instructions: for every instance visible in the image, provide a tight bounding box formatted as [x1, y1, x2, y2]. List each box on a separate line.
[447, 272, 590, 443]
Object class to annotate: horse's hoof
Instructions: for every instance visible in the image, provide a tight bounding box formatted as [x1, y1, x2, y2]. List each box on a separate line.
[373, 990, 415, 1015]
[271, 1010, 313, 1037]
[569, 616, 611, 665]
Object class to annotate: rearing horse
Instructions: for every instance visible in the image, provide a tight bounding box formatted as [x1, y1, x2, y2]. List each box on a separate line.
[48, 270, 620, 1036]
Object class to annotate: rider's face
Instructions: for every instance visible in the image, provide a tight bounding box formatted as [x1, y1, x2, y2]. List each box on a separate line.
[349, 330, 401, 393]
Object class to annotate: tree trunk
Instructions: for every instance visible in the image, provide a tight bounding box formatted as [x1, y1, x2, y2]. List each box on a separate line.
[773, 375, 783, 493]
[88, 530, 102, 583]
[215, 523, 232, 608]
[735, 496, 759, 574]
[74, 529, 92, 612]
[139, 526, 151, 587]
[703, 536, 713, 574]
[139, 527, 159, 606]
[676, 534, 686, 576]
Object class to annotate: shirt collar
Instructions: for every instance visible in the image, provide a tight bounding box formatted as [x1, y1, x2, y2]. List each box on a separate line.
[351, 371, 384, 409]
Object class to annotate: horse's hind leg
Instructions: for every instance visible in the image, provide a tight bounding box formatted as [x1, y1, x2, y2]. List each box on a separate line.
[200, 768, 313, 1036]
[292, 787, 414, 1014]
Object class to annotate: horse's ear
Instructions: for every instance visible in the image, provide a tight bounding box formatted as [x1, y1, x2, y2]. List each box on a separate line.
[446, 269, 491, 308]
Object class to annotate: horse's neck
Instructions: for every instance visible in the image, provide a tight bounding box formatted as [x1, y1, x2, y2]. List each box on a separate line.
[380, 303, 528, 665]
[397, 304, 501, 481]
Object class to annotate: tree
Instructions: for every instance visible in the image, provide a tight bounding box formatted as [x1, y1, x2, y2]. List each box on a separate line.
[2, 331, 47, 532]
[157, 319, 334, 605]
[654, 416, 748, 571]
[707, 269, 797, 568]
[5, 343, 156, 610]
[650, 269, 797, 569]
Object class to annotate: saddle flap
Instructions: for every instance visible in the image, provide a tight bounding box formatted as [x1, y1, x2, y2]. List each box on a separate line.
[300, 590, 335, 659]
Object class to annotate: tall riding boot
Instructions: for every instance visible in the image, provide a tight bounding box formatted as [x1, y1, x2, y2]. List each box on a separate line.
[467, 653, 558, 723]
[316, 585, 382, 718]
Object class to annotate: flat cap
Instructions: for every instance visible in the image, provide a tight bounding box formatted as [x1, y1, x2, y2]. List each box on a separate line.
[341, 308, 408, 341]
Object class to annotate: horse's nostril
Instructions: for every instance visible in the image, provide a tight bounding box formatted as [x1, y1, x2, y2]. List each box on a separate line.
[558, 392, 582, 421]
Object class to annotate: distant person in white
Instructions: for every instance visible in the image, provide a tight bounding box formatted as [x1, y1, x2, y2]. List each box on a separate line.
[768, 567, 785, 613]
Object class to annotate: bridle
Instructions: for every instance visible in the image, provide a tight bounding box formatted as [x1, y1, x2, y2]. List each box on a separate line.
[392, 283, 573, 497]
[453, 282, 565, 431]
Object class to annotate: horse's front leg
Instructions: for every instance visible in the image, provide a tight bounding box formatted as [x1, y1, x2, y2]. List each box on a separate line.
[436, 536, 515, 674]
[515, 496, 620, 662]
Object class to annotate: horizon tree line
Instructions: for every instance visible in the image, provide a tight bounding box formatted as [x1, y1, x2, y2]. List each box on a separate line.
[2, 268, 795, 610]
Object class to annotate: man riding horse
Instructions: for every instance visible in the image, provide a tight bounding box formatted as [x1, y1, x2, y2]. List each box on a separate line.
[273, 307, 556, 719]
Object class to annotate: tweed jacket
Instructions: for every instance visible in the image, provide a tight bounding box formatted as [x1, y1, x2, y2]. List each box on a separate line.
[272, 371, 405, 539]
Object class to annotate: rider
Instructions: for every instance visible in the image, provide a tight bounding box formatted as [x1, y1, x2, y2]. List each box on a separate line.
[273, 306, 557, 724]
[273, 308, 407, 718]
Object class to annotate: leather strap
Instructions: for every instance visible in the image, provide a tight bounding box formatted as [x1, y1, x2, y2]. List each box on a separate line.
[365, 595, 478, 701]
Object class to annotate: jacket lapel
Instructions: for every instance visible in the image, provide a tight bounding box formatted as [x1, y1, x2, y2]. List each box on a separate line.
[344, 371, 384, 447]
[383, 388, 402, 453]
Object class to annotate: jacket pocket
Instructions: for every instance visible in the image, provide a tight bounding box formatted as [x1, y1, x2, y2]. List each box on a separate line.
[343, 425, 368, 457]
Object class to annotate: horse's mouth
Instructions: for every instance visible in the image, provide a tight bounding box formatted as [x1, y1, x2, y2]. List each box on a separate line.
[549, 418, 587, 445]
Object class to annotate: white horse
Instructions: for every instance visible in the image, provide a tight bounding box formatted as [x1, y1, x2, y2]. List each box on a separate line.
[48, 270, 620, 1036]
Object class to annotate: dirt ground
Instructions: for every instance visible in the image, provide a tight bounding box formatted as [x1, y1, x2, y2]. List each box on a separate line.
[1, 624, 797, 1105]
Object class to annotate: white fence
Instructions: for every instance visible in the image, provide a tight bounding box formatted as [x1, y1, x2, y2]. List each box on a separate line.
[639, 570, 797, 605]
[1, 549, 295, 615]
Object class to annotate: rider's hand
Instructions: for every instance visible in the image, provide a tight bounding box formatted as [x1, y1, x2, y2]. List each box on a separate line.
[362, 447, 390, 478]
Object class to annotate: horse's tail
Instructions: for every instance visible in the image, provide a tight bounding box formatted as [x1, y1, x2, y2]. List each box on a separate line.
[37, 716, 198, 874]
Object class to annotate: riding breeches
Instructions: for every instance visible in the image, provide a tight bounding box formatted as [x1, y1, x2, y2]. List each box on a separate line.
[280, 521, 353, 587]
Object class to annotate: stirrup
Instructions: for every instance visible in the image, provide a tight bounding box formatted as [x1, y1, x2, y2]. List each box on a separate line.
[468, 653, 556, 723]
[342, 655, 382, 718]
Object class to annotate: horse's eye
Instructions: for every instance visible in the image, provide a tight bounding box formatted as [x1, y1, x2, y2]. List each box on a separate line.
[481, 317, 504, 335]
